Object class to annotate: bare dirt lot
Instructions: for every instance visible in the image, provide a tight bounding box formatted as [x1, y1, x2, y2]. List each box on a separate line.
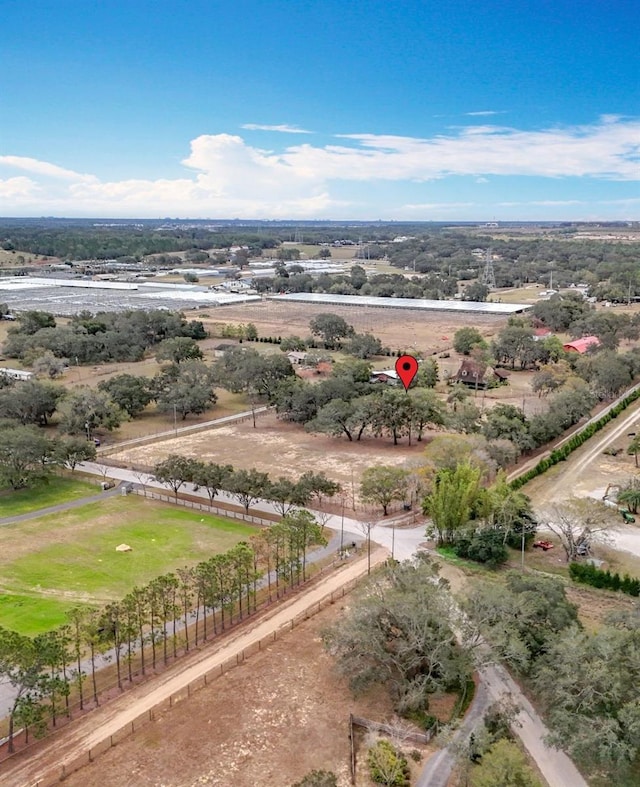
[61, 601, 421, 787]
[184, 299, 509, 354]
[109, 412, 424, 498]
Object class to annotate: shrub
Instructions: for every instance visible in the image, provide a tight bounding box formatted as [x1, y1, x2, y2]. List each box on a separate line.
[453, 530, 508, 568]
[291, 770, 338, 787]
[367, 740, 410, 787]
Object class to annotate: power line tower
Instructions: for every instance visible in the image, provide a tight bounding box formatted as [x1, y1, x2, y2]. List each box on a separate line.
[481, 248, 496, 290]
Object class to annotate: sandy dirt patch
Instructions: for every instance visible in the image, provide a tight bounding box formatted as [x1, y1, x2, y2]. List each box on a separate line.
[109, 412, 427, 492]
[62, 601, 409, 787]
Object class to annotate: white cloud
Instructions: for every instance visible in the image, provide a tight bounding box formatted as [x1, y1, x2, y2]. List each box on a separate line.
[0, 176, 40, 199]
[0, 155, 96, 182]
[1, 116, 638, 217]
[241, 123, 313, 134]
[464, 110, 505, 116]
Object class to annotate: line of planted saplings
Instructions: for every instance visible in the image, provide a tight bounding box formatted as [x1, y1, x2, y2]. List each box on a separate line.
[0, 510, 324, 756]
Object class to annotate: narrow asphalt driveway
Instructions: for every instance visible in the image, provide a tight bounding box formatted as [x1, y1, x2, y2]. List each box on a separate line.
[0, 483, 123, 527]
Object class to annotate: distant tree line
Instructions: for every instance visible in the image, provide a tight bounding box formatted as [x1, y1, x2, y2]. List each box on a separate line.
[382, 232, 640, 300]
[2, 309, 207, 364]
[254, 264, 457, 301]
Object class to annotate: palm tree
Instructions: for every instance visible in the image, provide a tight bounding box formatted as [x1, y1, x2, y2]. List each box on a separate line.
[628, 435, 640, 468]
[618, 479, 640, 515]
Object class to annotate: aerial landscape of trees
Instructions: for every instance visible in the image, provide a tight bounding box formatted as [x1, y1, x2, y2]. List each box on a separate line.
[1, 221, 640, 782]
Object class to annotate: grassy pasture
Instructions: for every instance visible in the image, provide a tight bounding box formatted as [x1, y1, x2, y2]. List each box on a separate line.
[0, 497, 256, 635]
[0, 477, 99, 518]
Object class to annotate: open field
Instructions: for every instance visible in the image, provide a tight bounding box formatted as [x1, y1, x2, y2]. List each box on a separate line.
[183, 298, 509, 353]
[62, 599, 436, 787]
[109, 412, 425, 497]
[0, 497, 256, 634]
[0, 477, 99, 517]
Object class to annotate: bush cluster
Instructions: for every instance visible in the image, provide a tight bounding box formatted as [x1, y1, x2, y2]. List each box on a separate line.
[367, 739, 411, 787]
[569, 562, 640, 596]
[452, 530, 509, 568]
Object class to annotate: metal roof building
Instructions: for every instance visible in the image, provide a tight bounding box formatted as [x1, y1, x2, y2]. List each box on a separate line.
[270, 292, 531, 315]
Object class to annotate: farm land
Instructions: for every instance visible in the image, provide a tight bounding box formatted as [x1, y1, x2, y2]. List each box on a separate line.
[184, 298, 508, 355]
[0, 496, 256, 635]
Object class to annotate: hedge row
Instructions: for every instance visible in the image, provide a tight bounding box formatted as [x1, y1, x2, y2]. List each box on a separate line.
[569, 561, 640, 597]
[510, 385, 640, 490]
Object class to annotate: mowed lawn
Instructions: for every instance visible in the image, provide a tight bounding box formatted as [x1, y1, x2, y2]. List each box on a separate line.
[0, 477, 100, 518]
[0, 497, 256, 636]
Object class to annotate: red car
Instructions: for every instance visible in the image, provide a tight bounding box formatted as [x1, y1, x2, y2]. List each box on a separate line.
[533, 540, 554, 551]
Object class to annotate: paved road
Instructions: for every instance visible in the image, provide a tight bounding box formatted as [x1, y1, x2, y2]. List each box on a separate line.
[0, 483, 123, 527]
[480, 662, 587, 787]
[416, 679, 491, 787]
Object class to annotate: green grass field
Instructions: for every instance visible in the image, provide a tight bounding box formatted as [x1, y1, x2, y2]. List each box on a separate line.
[0, 497, 256, 635]
[0, 477, 100, 518]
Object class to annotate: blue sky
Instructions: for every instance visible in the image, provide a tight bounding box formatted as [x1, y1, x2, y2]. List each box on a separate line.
[1, 0, 638, 220]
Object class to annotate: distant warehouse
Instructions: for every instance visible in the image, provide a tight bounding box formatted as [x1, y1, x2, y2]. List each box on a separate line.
[269, 292, 531, 315]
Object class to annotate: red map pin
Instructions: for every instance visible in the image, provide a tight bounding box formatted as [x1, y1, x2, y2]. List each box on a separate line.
[395, 355, 419, 392]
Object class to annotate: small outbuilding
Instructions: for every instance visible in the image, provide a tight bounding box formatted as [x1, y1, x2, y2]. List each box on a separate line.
[0, 367, 34, 381]
[213, 343, 235, 358]
[369, 369, 399, 385]
[562, 335, 601, 354]
[287, 351, 309, 365]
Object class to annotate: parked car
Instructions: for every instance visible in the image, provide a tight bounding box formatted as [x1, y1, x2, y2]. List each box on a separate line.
[621, 509, 636, 524]
[93, 438, 101, 446]
[533, 540, 554, 551]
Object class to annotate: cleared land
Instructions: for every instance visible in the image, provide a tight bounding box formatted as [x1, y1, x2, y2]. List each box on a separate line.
[0, 497, 256, 635]
[183, 298, 508, 353]
[109, 412, 425, 496]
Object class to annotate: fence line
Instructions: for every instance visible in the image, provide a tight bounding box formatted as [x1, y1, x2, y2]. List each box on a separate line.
[349, 714, 357, 785]
[350, 714, 436, 745]
[129, 487, 277, 527]
[98, 407, 271, 456]
[18, 571, 365, 787]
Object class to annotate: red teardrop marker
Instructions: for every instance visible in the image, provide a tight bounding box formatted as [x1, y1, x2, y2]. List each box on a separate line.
[395, 355, 419, 392]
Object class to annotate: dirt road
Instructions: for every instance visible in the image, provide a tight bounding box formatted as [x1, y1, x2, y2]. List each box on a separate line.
[0, 548, 389, 787]
[540, 398, 640, 504]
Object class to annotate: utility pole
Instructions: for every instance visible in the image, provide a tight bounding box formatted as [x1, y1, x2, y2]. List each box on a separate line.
[173, 404, 177, 436]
